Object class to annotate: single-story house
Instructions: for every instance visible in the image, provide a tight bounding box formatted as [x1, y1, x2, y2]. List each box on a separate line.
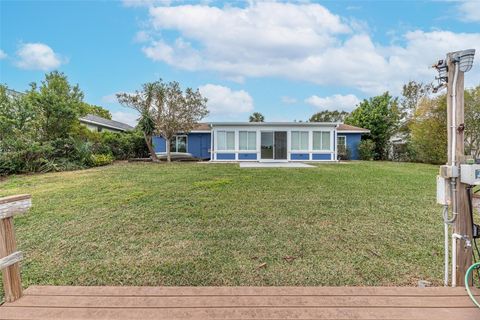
[153, 122, 369, 161]
[79, 114, 134, 133]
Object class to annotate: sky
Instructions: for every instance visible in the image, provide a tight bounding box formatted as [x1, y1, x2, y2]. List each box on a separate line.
[1, 0, 480, 125]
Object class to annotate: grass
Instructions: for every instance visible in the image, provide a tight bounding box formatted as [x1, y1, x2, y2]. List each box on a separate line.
[0, 161, 444, 293]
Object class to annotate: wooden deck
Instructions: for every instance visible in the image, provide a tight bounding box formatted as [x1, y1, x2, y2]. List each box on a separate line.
[1, 286, 479, 319]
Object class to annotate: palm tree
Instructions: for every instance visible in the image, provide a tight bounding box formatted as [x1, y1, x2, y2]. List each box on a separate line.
[249, 112, 265, 122]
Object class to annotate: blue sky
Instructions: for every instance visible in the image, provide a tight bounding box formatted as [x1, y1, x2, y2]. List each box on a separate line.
[1, 1, 480, 125]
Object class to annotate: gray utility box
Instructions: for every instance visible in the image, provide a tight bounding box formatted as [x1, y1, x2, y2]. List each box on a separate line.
[460, 164, 480, 185]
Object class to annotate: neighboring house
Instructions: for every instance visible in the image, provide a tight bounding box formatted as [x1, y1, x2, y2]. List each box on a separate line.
[153, 122, 369, 161]
[389, 131, 409, 161]
[79, 114, 134, 133]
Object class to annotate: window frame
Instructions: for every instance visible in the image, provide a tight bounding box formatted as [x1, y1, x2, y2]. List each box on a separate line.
[216, 130, 235, 151]
[169, 135, 188, 153]
[312, 131, 332, 151]
[337, 135, 347, 150]
[239, 131, 257, 151]
[291, 131, 309, 151]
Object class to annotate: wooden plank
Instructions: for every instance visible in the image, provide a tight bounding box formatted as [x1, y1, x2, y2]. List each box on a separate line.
[0, 251, 22, 270]
[0, 217, 22, 302]
[5, 294, 479, 308]
[0, 194, 31, 205]
[0, 306, 478, 320]
[0, 195, 31, 219]
[23, 285, 477, 297]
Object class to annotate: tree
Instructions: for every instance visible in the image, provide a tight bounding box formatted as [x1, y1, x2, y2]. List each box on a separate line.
[25, 71, 85, 141]
[0, 85, 39, 150]
[398, 81, 433, 138]
[117, 83, 160, 161]
[82, 103, 112, 119]
[465, 85, 480, 159]
[249, 112, 264, 122]
[408, 93, 447, 164]
[345, 92, 399, 160]
[309, 110, 349, 123]
[117, 80, 208, 162]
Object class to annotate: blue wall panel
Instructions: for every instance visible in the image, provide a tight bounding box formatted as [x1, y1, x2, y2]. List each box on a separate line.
[290, 153, 309, 160]
[153, 136, 166, 153]
[340, 133, 362, 160]
[217, 153, 235, 160]
[188, 133, 211, 160]
[153, 133, 211, 159]
[238, 153, 257, 160]
[312, 153, 332, 161]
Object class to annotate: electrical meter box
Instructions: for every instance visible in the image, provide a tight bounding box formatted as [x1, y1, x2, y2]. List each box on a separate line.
[460, 164, 480, 185]
[437, 176, 451, 205]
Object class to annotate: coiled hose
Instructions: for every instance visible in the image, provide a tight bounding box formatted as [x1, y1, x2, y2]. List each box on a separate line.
[466, 262, 480, 308]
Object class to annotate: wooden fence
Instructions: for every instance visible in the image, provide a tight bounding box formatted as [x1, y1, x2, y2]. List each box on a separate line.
[0, 194, 31, 302]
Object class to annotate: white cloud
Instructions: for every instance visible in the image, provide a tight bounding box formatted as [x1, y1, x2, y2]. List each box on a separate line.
[101, 93, 119, 104]
[305, 94, 360, 112]
[111, 111, 139, 127]
[134, 30, 152, 43]
[198, 84, 254, 115]
[0, 49, 7, 60]
[458, 0, 480, 23]
[281, 96, 297, 104]
[138, 3, 480, 94]
[15, 43, 65, 71]
[123, 0, 171, 7]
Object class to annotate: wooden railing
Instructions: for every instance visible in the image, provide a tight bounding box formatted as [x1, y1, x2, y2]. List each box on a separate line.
[0, 194, 31, 302]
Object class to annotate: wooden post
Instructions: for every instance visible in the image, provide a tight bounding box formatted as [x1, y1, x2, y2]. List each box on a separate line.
[446, 54, 473, 286]
[0, 194, 31, 302]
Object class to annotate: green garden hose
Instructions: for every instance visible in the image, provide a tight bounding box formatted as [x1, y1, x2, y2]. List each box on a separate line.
[466, 262, 480, 308]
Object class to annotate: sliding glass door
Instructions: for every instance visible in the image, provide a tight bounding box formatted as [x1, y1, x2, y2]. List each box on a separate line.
[274, 131, 287, 160]
[261, 132, 274, 160]
[261, 131, 287, 160]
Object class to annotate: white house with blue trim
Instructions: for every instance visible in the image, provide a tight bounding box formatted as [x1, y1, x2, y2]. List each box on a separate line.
[153, 122, 369, 161]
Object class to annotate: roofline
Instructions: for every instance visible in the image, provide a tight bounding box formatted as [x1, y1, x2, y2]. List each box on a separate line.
[337, 130, 370, 133]
[209, 122, 339, 127]
[79, 118, 132, 131]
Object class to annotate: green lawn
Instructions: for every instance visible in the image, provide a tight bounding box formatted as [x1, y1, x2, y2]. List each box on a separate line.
[1, 161, 444, 292]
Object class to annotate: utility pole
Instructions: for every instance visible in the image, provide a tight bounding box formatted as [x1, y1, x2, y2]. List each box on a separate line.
[446, 52, 473, 286]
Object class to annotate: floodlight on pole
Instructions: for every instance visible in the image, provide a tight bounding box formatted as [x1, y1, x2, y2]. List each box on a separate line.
[450, 49, 475, 73]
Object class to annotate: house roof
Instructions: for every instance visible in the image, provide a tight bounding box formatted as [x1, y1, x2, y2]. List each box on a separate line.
[209, 122, 338, 127]
[190, 122, 370, 133]
[337, 124, 370, 133]
[79, 114, 134, 132]
[192, 123, 211, 131]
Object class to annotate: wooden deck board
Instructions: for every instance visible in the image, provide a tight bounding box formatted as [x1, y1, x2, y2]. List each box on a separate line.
[1, 286, 479, 320]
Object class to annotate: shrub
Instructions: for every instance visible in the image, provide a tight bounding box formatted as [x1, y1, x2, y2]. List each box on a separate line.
[358, 140, 376, 161]
[0, 141, 88, 175]
[90, 154, 114, 167]
[337, 146, 351, 161]
[87, 130, 148, 160]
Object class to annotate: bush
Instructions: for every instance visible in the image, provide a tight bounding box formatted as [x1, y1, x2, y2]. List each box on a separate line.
[390, 142, 412, 162]
[83, 130, 148, 160]
[90, 154, 114, 167]
[358, 140, 376, 161]
[337, 146, 351, 161]
[0, 141, 87, 176]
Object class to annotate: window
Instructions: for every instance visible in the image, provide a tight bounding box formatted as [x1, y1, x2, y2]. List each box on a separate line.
[239, 131, 256, 151]
[291, 131, 309, 150]
[313, 131, 331, 150]
[217, 131, 235, 150]
[337, 136, 346, 151]
[170, 135, 187, 153]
